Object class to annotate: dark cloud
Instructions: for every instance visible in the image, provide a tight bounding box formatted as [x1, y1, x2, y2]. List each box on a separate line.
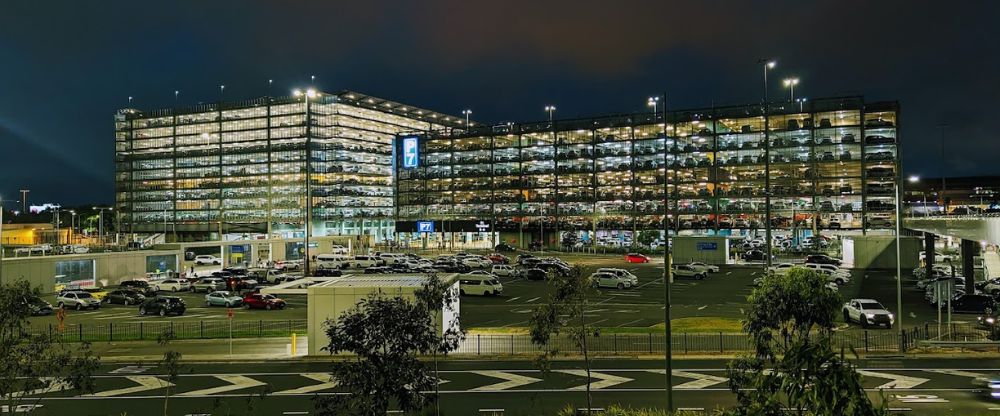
[0, 0, 997, 204]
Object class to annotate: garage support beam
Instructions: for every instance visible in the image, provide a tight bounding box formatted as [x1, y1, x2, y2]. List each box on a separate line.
[962, 239, 977, 294]
[924, 233, 935, 279]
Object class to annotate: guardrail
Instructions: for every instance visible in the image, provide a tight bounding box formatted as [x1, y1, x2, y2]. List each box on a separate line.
[28, 319, 307, 343]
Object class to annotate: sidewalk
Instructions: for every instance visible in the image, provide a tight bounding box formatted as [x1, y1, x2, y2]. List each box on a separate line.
[88, 336, 308, 362]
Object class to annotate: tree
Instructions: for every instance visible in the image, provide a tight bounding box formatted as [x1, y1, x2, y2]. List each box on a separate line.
[315, 275, 463, 416]
[0, 281, 100, 415]
[529, 265, 599, 413]
[157, 329, 182, 416]
[636, 230, 660, 249]
[724, 268, 887, 416]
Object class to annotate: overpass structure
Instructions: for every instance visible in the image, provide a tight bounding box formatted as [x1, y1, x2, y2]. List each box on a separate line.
[903, 215, 1000, 293]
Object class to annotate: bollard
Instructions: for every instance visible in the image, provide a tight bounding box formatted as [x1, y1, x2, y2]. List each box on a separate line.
[291, 333, 297, 356]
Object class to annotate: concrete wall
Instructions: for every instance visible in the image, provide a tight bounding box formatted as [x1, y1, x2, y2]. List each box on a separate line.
[672, 236, 731, 265]
[1, 249, 181, 293]
[843, 235, 920, 270]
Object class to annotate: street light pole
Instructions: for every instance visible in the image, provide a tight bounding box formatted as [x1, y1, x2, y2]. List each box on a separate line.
[658, 91, 673, 413]
[542, 105, 556, 250]
[19, 190, 29, 214]
[647, 96, 659, 114]
[760, 59, 776, 269]
[462, 109, 472, 129]
[783, 78, 799, 102]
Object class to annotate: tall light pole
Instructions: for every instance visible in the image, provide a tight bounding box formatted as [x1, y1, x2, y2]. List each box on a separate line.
[544, 105, 556, 123]
[461, 109, 472, 128]
[759, 59, 776, 269]
[294, 88, 318, 274]
[93, 207, 112, 246]
[19, 189, 28, 214]
[783, 77, 799, 102]
[69, 210, 77, 243]
[0, 196, 14, 284]
[647, 96, 659, 114]
[795, 97, 807, 112]
[657, 91, 674, 413]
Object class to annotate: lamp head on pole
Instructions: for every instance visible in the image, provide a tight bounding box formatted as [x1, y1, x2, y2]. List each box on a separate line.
[783, 78, 799, 87]
[908, 175, 920, 183]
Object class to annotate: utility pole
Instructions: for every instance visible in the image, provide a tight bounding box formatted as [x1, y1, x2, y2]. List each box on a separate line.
[19, 189, 29, 214]
[659, 91, 673, 412]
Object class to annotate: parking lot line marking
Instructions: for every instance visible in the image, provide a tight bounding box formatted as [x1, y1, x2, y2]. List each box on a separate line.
[281, 412, 309, 415]
[697, 305, 708, 310]
[725, 271, 732, 275]
[505, 297, 521, 303]
[525, 297, 540, 303]
[617, 318, 644, 327]
[589, 318, 609, 326]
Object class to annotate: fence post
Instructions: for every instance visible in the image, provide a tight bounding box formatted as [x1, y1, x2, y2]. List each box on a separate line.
[200, 321, 204, 339]
[259, 320, 263, 337]
[170, 321, 174, 337]
[648, 333, 652, 354]
[78, 323, 83, 342]
[510, 334, 514, 355]
[477, 334, 481, 356]
[925, 323, 929, 340]
[684, 333, 688, 354]
[139, 322, 143, 340]
[614, 334, 618, 355]
[719, 332, 724, 353]
[109, 322, 113, 343]
[864, 330, 869, 352]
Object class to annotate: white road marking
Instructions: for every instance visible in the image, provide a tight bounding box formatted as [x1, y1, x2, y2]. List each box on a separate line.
[892, 394, 948, 403]
[274, 373, 338, 395]
[84, 376, 172, 397]
[3, 379, 72, 399]
[525, 297, 540, 303]
[647, 370, 728, 389]
[925, 369, 989, 380]
[617, 318, 644, 327]
[470, 371, 542, 391]
[856, 370, 929, 389]
[505, 297, 521, 303]
[281, 412, 309, 415]
[697, 305, 708, 310]
[725, 272, 732, 276]
[177, 375, 265, 396]
[557, 370, 633, 390]
[110, 366, 154, 375]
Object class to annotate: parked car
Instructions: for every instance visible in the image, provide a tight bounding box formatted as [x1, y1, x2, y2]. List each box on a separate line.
[950, 294, 995, 315]
[55, 291, 101, 310]
[625, 253, 650, 263]
[487, 253, 510, 264]
[243, 293, 287, 310]
[119, 280, 157, 296]
[275, 259, 303, 271]
[672, 264, 707, 280]
[104, 289, 146, 306]
[194, 255, 222, 265]
[459, 275, 503, 296]
[14, 244, 53, 256]
[349, 255, 381, 269]
[139, 296, 186, 316]
[742, 250, 773, 262]
[524, 268, 547, 281]
[491, 264, 517, 277]
[314, 268, 343, 277]
[205, 291, 243, 307]
[153, 279, 190, 292]
[61, 244, 90, 254]
[590, 271, 637, 289]
[330, 244, 349, 255]
[842, 299, 894, 328]
[79, 287, 109, 301]
[804, 254, 842, 266]
[460, 256, 493, 268]
[495, 243, 517, 252]
[23, 295, 54, 316]
[192, 277, 227, 293]
[686, 262, 720, 273]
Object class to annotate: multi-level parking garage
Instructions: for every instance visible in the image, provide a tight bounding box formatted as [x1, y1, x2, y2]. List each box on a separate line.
[394, 97, 901, 249]
[115, 91, 465, 243]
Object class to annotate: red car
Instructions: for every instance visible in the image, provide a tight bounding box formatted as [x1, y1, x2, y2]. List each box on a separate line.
[625, 253, 650, 263]
[242, 293, 287, 310]
[487, 253, 510, 264]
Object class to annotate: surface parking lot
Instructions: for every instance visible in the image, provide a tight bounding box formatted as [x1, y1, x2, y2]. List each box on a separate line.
[28, 252, 978, 332]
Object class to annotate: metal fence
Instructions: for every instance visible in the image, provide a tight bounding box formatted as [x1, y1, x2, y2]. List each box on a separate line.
[27, 319, 307, 343]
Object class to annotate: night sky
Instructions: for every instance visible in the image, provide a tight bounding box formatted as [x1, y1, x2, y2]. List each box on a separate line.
[1, 1, 997, 205]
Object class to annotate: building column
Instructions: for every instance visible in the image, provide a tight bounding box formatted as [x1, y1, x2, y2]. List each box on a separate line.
[962, 239, 978, 294]
[924, 232, 935, 278]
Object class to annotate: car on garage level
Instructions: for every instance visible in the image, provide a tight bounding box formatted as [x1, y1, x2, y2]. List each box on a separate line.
[194, 255, 222, 265]
[56, 291, 101, 310]
[625, 253, 650, 263]
[243, 293, 287, 310]
[843, 298, 893, 328]
[671, 264, 707, 280]
[103, 289, 146, 306]
[205, 291, 243, 307]
[459, 275, 503, 296]
[139, 296, 186, 316]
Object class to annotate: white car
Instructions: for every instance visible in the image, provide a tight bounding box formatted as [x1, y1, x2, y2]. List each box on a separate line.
[687, 262, 720, 273]
[154, 279, 190, 292]
[803, 263, 851, 282]
[982, 279, 1000, 296]
[590, 272, 634, 289]
[377, 253, 407, 265]
[491, 265, 517, 277]
[595, 268, 639, 285]
[767, 263, 796, 276]
[275, 259, 303, 271]
[920, 251, 954, 263]
[813, 268, 851, 285]
[842, 299, 894, 328]
[459, 275, 503, 296]
[461, 256, 493, 268]
[330, 244, 349, 255]
[825, 282, 840, 292]
[194, 255, 221, 265]
[15, 244, 53, 256]
[671, 264, 707, 280]
[61, 244, 90, 254]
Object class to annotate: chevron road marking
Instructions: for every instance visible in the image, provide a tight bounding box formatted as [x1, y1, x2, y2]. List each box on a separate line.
[3, 379, 72, 399]
[557, 370, 633, 390]
[177, 375, 265, 396]
[646, 370, 728, 389]
[85, 376, 172, 397]
[470, 371, 542, 391]
[274, 373, 338, 395]
[856, 370, 929, 389]
[891, 394, 949, 403]
[924, 369, 990, 381]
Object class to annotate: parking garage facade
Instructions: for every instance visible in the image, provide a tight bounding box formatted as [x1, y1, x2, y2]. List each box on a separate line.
[394, 96, 901, 249]
[115, 91, 465, 242]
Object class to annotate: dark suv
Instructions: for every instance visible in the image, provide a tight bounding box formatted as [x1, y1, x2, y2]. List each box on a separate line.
[119, 280, 157, 296]
[139, 296, 186, 316]
[805, 254, 842, 266]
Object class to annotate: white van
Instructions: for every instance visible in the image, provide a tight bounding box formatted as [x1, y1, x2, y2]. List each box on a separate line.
[377, 253, 406, 265]
[316, 254, 350, 270]
[351, 255, 381, 268]
[459, 275, 503, 296]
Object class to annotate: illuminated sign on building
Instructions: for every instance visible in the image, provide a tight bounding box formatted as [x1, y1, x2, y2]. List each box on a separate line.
[402, 136, 419, 169]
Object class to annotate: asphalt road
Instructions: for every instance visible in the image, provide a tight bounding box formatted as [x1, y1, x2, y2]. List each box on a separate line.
[11, 358, 1000, 415]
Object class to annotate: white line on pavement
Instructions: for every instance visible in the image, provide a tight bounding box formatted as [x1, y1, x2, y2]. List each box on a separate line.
[525, 297, 540, 303]
[505, 297, 521, 303]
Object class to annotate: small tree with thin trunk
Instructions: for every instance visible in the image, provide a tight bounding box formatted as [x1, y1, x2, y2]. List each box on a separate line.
[314, 275, 463, 416]
[0, 280, 100, 415]
[724, 268, 888, 416]
[529, 265, 599, 413]
[157, 329, 182, 416]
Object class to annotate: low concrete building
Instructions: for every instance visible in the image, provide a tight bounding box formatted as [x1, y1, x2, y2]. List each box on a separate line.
[1, 249, 180, 292]
[841, 235, 920, 269]
[671, 236, 731, 265]
[306, 274, 459, 356]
